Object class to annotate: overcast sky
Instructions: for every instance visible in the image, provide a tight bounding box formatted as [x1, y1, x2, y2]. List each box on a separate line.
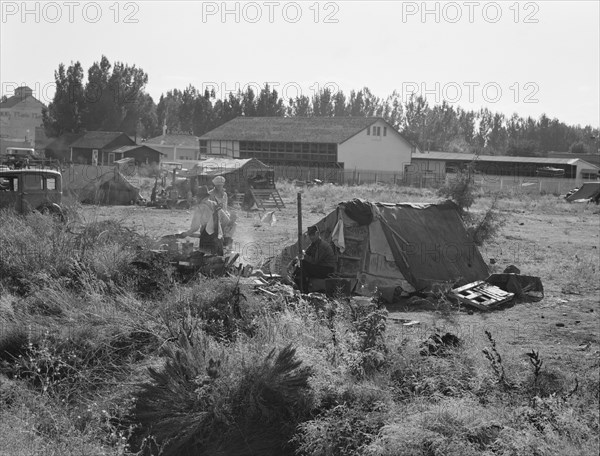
[1, 1, 598, 127]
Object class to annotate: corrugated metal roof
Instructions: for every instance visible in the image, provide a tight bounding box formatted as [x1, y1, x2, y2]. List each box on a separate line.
[198, 116, 382, 143]
[183, 157, 271, 177]
[111, 145, 165, 155]
[412, 151, 598, 168]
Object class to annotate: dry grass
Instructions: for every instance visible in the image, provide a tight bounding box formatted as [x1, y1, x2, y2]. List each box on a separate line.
[0, 183, 598, 455]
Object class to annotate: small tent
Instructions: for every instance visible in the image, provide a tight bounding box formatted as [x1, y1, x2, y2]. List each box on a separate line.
[566, 182, 600, 203]
[278, 199, 489, 294]
[62, 165, 141, 205]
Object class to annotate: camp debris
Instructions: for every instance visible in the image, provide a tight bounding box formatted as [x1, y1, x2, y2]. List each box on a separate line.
[276, 198, 490, 297]
[485, 273, 544, 302]
[450, 281, 515, 311]
[420, 332, 461, 357]
[450, 271, 544, 311]
[565, 182, 600, 204]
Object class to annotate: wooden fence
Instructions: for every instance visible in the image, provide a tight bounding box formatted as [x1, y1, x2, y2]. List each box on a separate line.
[272, 164, 583, 195]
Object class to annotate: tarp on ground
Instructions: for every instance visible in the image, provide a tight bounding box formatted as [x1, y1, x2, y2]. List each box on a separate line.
[62, 165, 140, 205]
[566, 182, 600, 203]
[278, 199, 489, 294]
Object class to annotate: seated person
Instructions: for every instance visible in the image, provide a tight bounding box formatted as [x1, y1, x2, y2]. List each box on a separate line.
[293, 225, 336, 293]
[178, 185, 223, 255]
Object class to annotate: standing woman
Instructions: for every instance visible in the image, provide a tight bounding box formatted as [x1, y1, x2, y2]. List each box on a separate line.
[209, 175, 237, 247]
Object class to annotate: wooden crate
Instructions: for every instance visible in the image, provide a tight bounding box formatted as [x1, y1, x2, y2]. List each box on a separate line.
[451, 281, 514, 311]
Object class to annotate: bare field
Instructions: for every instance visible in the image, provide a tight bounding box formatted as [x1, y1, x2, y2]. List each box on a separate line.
[80, 184, 600, 371]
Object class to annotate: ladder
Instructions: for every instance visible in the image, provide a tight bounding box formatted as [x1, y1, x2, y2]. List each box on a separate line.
[249, 188, 286, 210]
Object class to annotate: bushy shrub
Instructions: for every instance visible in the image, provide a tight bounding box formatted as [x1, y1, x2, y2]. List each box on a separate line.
[294, 384, 391, 456]
[437, 164, 478, 211]
[161, 279, 257, 343]
[465, 195, 505, 246]
[130, 336, 312, 456]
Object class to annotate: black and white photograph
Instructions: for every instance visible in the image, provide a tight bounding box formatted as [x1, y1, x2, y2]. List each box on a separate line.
[1, 1, 599, 454]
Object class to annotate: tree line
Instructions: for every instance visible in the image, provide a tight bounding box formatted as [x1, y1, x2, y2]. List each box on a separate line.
[41, 55, 598, 156]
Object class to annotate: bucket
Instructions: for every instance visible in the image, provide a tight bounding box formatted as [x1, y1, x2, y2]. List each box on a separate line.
[167, 239, 179, 254]
[181, 241, 194, 256]
[325, 278, 352, 297]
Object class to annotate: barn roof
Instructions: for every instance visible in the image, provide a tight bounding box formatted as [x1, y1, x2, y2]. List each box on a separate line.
[198, 116, 386, 143]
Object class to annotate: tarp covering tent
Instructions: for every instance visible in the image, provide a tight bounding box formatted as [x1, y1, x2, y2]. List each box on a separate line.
[62, 165, 141, 205]
[566, 182, 600, 203]
[278, 199, 489, 294]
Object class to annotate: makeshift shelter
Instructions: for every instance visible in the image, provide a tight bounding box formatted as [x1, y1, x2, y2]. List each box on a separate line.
[182, 158, 274, 193]
[62, 165, 141, 205]
[566, 182, 600, 203]
[181, 158, 283, 210]
[278, 199, 489, 294]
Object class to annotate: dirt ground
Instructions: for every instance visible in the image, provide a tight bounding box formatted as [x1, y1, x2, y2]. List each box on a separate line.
[80, 191, 600, 375]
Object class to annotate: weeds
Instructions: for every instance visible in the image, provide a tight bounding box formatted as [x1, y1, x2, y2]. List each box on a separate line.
[482, 330, 513, 390]
[1, 189, 598, 456]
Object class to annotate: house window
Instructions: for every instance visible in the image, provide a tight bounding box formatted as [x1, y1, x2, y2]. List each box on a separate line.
[383, 127, 387, 136]
[367, 126, 370, 135]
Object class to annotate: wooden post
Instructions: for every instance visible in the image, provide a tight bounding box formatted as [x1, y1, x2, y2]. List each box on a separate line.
[297, 192, 303, 291]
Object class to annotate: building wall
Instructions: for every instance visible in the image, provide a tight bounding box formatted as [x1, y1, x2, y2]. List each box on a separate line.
[337, 119, 413, 172]
[0, 98, 45, 152]
[237, 140, 338, 165]
[144, 144, 198, 161]
[204, 140, 238, 157]
[574, 161, 600, 183]
[123, 149, 162, 165]
[409, 158, 447, 177]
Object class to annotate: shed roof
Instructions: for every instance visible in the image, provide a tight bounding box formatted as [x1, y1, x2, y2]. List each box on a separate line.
[183, 157, 271, 177]
[111, 144, 165, 155]
[69, 131, 133, 149]
[412, 151, 599, 168]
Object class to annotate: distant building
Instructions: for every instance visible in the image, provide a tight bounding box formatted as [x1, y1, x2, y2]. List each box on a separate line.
[44, 131, 135, 165]
[547, 151, 600, 167]
[109, 144, 164, 165]
[197, 117, 416, 172]
[411, 151, 600, 184]
[0, 86, 46, 155]
[144, 127, 200, 161]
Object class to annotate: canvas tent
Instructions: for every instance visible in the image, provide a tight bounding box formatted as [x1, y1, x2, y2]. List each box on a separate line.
[278, 199, 489, 294]
[566, 182, 600, 203]
[62, 165, 141, 205]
